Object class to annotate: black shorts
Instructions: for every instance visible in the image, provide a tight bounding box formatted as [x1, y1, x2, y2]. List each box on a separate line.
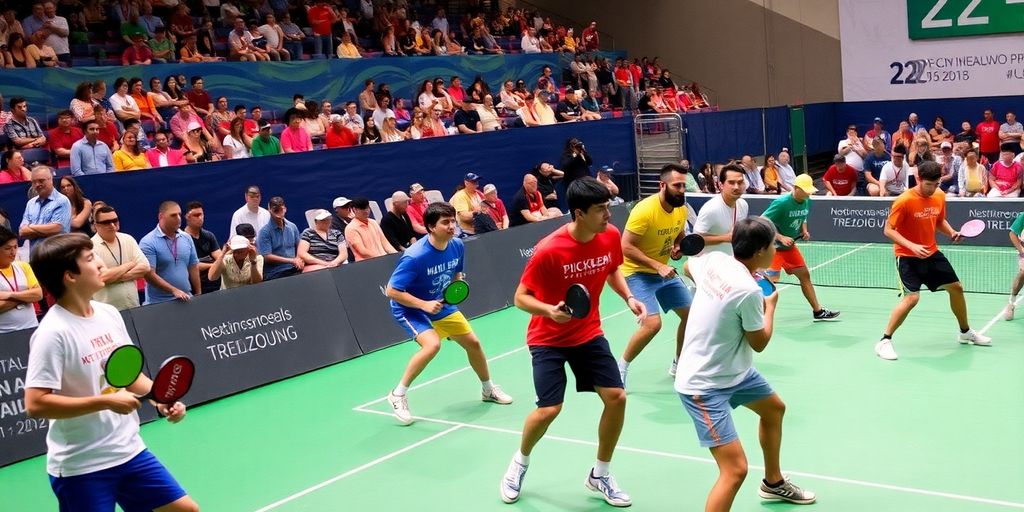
[897, 251, 960, 293]
[529, 336, 622, 407]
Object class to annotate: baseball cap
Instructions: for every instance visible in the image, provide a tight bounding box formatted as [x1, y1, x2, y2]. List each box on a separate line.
[329, 114, 343, 124]
[258, 119, 272, 130]
[186, 121, 202, 132]
[228, 235, 250, 251]
[598, 165, 613, 174]
[391, 191, 410, 203]
[235, 223, 256, 239]
[464, 172, 480, 182]
[483, 184, 497, 194]
[332, 196, 352, 208]
[940, 141, 952, 149]
[313, 209, 331, 221]
[409, 183, 424, 193]
[873, 117, 883, 124]
[833, 154, 846, 163]
[794, 174, 818, 194]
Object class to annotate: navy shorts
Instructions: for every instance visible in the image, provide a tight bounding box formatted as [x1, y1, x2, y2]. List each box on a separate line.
[48, 449, 187, 512]
[897, 251, 959, 293]
[529, 336, 622, 407]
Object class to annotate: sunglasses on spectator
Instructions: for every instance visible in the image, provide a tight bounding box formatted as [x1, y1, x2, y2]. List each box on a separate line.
[96, 218, 120, 225]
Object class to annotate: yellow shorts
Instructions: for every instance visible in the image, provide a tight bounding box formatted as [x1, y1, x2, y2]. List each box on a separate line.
[431, 311, 473, 339]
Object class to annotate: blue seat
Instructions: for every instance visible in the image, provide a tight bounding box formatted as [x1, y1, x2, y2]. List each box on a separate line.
[70, 43, 89, 56]
[270, 124, 285, 136]
[20, 148, 52, 167]
[72, 57, 96, 67]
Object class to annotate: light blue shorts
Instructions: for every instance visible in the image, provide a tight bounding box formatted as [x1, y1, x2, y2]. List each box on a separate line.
[678, 369, 775, 448]
[625, 272, 693, 314]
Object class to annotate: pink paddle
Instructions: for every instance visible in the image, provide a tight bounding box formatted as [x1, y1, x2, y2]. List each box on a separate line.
[958, 219, 986, 238]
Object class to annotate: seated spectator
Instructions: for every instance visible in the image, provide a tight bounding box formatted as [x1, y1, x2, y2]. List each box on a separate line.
[937, 141, 962, 193]
[122, 33, 153, 65]
[278, 12, 305, 59]
[447, 76, 467, 108]
[879, 144, 910, 197]
[208, 96, 234, 138]
[531, 162, 564, 208]
[146, 130, 190, 167]
[0, 150, 32, 184]
[337, 32, 361, 58]
[92, 104, 119, 151]
[4, 33, 42, 69]
[0, 225, 41, 333]
[407, 184, 429, 235]
[740, 155, 764, 194]
[59, 176, 92, 235]
[422, 107, 448, 138]
[891, 121, 914, 152]
[70, 120, 115, 176]
[451, 173, 493, 235]
[578, 90, 603, 120]
[958, 148, 988, 197]
[69, 82, 96, 124]
[219, 0, 242, 27]
[325, 114, 359, 148]
[988, 144, 1023, 197]
[510, 174, 562, 227]
[127, 80, 162, 127]
[229, 18, 270, 62]
[140, 201, 200, 304]
[500, 80, 527, 111]
[91, 205, 149, 311]
[477, 95, 503, 132]
[148, 26, 174, 63]
[186, 75, 214, 117]
[341, 102, 364, 136]
[330, 196, 354, 240]
[210, 234, 263, 289]
[345, 197, 397, 261]
[222, 117, 252, 159]
[251, 120, 282, 156]
[120, 11, 149, 44]
[109, 78, 141, 123]
[760, 155, 782, 194]
[360, 118, 381, 144]
[48, 110, 82, 169]
[481, 184, 509, 230]
[371, 95, 395, 132]
[298, 210, 347, 272]
[823, 154, 856, 196]
[179, 34, 219, 62]
[864, 117, 891, 150]
[595, 167, 623, 204]
[454, 100, 483, 134]
[954, 120, 976, 144]
[861, 138, 890, 196]
[698, 163, 719, 194]
[223, 104, 258, 137]
[279, 108, 312, 153]
[258, 196, 303, 279]
[555, 89, 584, 123]
[380, 115, 406, 143]
[113, 131, 151, 172]
[381, 191, 417, 250]
[393, 98, 411, 125]
[182, 120, 218, 163]
[930, 116, 952, 150]
[534, 92, 557, 125]
[907, 137, 934, 171]
[838, 124, 866, 172]
[4, 97, 46, 149]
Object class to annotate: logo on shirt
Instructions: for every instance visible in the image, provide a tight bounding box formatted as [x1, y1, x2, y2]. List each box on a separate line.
[913, 207, 941, 219]
[426, 258, 460, 276]
[562, 253, 612, 280]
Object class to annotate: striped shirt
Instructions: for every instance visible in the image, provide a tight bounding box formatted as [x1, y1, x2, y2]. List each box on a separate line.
[300, 228, 344, 262]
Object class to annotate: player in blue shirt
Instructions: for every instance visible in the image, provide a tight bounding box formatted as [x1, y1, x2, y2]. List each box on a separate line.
[384, 202, 513, 425]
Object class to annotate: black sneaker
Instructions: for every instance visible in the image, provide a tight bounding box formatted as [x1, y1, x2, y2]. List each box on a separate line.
[812, 307, 840, 321]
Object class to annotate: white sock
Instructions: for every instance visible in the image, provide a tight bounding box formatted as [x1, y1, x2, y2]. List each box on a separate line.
[593, 460, 610, 477]
[514, 451, 530, 466]
[481, 380, 494, 392]
[393, 384, 409, 396]
[617, 359, 629, 372]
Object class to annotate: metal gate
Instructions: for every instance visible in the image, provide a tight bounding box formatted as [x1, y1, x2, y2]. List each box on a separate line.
[634, 113, 684, 198]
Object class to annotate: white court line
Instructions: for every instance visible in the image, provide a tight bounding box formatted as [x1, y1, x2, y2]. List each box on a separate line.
[354, 408, 1024, 510]
[253, 425, 463, 511]
[978, 293, 1024, 336]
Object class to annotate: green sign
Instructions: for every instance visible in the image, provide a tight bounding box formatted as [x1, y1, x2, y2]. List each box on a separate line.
[907, 0, 1024, 40]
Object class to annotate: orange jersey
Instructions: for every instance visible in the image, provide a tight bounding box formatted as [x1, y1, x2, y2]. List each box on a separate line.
[887, 188, 946, 258]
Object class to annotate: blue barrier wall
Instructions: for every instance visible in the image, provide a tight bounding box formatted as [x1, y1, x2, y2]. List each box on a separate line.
[0, 53, 560, 119]
[682, 106, 789, 165]
[0, 117, 634, 241]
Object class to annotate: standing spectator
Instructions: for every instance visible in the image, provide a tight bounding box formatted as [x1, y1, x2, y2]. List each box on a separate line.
[4, 97, 46, 150]
[1000, 111, 1023, 149]
[297, 210, 346, 272]
[407, 184, 429, 236]
[381, 191, 417, 250]
[862, 138, 890, 196]
[146, 130, 191, 168]
[183, 201, 221, 295]
[279, 12, 305, 59]
[21, 166, 71, 252]
[209, 234, 263, 289]
[863, 117, 891, 150]
[258, 196, 303, 279]
[0, 225, 41, 333]
[170, 4, 197, 42]
[306, 0, 338, 57]
[140, 201, 200, 304]
[70, 120, 114, 176]
[121, 33, 153, 65]
[229, 185, 271, 238]
[251, 120, 282, 156]
[280, 108, 312, 153]
[112, 131, 150, 171]
[258, 13, 291, 61]
[359, 80, 379, 115]
[59, 176, 92, 235]
[36, 2, 71, 66]
[48, 110, 82, 169]
[581, 21, 599, 51]
[482, 184, 509, 230]
[345, 197, 397, 261]
[186, 76, 213, 117]
[91, 205, 149, 310]
[560, 138, 593, 196]
[613, 58, 635, 111]
[838, 125, 866, 172]
[988, 144, 1023, 197]
[823, 154, 857, 196]
[879, 144, 911, 197]
[977, 109, 1001, 163]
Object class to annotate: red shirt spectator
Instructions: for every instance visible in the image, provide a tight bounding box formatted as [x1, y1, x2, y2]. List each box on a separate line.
[221, 119, 258, 138]
[614, 66, 631, 88]
[581, 22, 599, 51]
[48, 126, 83, 168]
[629, 62, 642, 88]
[122, 41, 153, 65]
[307, 2, 337, 36]
[280, 125, 312, 152]
[325, 123, 358, 148]
[823, 160, 857, 196]
[990, 160, 1022, 195]
[95, 118, 119, 151]
[977, 119, 1001, 155]
[145, 146, 188, 167]
[186, 88, 212, 115]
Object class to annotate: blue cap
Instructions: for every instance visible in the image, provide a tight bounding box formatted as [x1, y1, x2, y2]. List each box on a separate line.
[464, 172, 480, 182]
[598, 165, 613, 174]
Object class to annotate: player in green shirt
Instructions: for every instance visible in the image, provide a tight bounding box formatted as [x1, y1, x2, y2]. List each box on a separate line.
[1005, 212, 1024, 321]
[760, 174, 839, 321]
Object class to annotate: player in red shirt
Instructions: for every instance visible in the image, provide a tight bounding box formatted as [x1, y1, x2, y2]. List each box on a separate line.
[500, 177, 645, 508]
[976, 109, 1002, 163]
[822, 154, 857, 196]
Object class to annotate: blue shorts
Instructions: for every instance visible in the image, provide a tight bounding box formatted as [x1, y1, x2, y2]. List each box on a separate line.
[625, 273, 693, 314]
[49, 449, 187, 512]
[678, 369, 775, 448]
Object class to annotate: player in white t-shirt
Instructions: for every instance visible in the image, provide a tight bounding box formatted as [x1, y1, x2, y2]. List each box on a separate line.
[677, 217, 815, 509]
[25, 234, 198, 512]
[693, 164, 749, 256]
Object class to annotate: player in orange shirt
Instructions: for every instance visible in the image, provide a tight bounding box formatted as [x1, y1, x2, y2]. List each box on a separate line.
[875, 161, 991, 360]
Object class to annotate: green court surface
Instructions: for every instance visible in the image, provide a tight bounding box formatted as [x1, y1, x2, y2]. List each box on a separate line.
[2, 244, 1023, 511]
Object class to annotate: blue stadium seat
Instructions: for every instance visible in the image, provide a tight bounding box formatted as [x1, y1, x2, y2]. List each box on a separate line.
[72, 57, 97, 67]
[70, 44, 89, 56]
[21, 148, 52, 167]
[270, 124, 285, 136]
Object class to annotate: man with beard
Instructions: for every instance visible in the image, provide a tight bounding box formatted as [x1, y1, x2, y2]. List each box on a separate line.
[617, 165, 693, 386]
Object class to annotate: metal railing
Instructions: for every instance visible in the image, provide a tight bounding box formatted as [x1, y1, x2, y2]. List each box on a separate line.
[634, 113, 684, 198]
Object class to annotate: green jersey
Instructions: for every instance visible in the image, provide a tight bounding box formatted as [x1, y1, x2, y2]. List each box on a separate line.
[761, 193, 811, 238]
[1011, 212, 1024, 237]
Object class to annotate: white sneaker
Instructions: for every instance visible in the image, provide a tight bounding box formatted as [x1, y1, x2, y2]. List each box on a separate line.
[585, 470, 632, 507]
[386, 391, 413, 425]
[758, 477, 816, 504]
[1004, 303, 1015, 321]
[958, 329, 992, 346]
[483, 385, 513, 404]
[500, 456, 528, 503]
[874, 339, 898, 360]
[668, 358, 678, 377]
[618, 365, 628, 389]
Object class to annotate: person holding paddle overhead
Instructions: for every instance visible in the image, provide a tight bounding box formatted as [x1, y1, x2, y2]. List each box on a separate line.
[875, 161, 992, 361]
[24, 234, 198, 512]
[617, 164, 693, 387]
[385, 202, 512, 426]
[694, 164, 749, 256]
[760, 174, 840, 322]
[501, 177, 645, 508]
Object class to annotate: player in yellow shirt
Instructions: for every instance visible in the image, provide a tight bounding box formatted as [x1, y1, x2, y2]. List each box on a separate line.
[617, 164, 692, 386]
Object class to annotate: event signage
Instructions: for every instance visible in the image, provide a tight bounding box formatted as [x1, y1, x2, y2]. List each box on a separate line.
[907, 0, 1024, 40]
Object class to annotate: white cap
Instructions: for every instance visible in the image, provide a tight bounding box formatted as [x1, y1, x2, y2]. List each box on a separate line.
[483, 183, 497, 194]
[940, 141, 952, 149]
[228, 235, 249, 251]
[329, 114, 343, 123]
[410, 183, 424, 193]
[186, 121, 202, 132]
[313, 209, 331, 221]
[332, 196, 352, 208]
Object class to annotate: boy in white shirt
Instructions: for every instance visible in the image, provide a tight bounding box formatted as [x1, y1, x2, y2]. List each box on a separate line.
[678, 217, 815, 510]
[693, 164, 749, 255]
[25, 233, 198, 512]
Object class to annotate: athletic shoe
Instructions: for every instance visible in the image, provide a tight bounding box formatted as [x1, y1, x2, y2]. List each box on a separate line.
[1005, 303, 1015, 321]
[619, 365, 628, 389]
[668, 358, 678, 377]
[500, 456, 528, 503]
[585, 470, 632, 507]
[812, 307, 840, 321]
[758, 477, 816, 505]
[874, 339, 898, 360]
[483, 385, 513, 404]
[958, 329, 992, 346]
[386, 391, 413, 425]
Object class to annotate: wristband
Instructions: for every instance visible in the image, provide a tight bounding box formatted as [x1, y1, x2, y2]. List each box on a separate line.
[626, 295, 635, 301]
